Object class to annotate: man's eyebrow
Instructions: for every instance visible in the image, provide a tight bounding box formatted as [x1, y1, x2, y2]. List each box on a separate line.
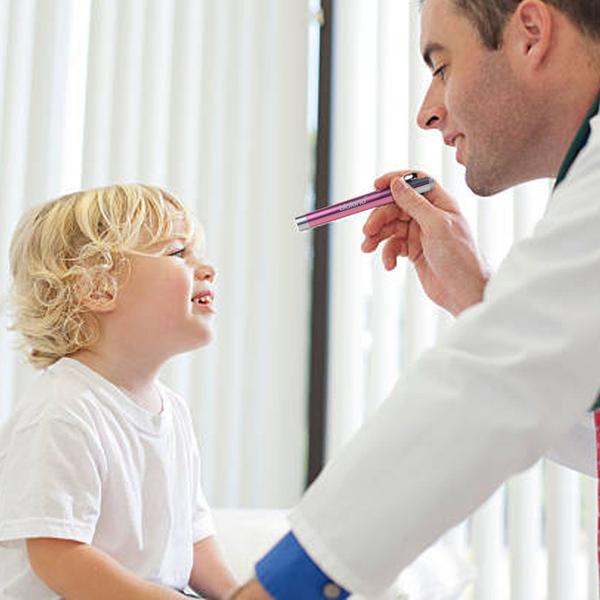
[422, 43, 446, 69]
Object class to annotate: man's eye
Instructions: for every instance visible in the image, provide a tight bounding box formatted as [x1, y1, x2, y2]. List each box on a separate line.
[169, 248, 186, 258]
[433, 65, 447, 81]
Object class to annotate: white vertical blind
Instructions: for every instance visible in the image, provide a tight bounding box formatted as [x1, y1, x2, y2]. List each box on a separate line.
[326, 0, 378, 459]
[471, 489, 506, 600]
[326, 1, 598, 598]
[508, 465, 543, 599]
[0, 0, 314, 509]
[585, 476, 600, 599]
[364, 0, 409, 416]
[0, 0, 39, 422]
[546, 463, 581, 598]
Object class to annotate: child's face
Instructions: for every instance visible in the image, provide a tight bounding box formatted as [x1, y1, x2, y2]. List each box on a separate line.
[105, 214, 216, 360]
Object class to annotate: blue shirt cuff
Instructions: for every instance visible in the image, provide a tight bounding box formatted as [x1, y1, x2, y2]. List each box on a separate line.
[255, 531, 350, 600]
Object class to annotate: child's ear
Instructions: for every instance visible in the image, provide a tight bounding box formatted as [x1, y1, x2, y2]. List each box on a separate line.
[83, 291, 117, 313]
[75, 285, 117, 313]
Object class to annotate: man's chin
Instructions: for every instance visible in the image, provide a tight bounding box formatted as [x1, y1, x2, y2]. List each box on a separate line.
[465, 167, 510, 198]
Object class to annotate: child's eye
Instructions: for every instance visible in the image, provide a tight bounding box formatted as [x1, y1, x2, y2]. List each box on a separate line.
[169, 247, 186, 258]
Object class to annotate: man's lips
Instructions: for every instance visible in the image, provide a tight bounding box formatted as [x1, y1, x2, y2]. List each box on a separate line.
[444, 132, 461, 147]
[444, 133, 465, 165]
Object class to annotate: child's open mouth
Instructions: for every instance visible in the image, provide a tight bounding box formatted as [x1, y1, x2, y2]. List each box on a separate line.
[191, 290, 215, 309]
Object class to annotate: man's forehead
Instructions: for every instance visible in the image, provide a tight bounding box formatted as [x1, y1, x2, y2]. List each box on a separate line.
[419, 0, 477, 65]
[420, 0, 450, 67]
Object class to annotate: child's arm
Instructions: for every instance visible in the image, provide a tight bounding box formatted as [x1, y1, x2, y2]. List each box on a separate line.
[27, 538, 183, 599]
[189, 536, 238, 600]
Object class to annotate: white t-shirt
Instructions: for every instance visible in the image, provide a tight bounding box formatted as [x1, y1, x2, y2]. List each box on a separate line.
[0, 357, 215, 599]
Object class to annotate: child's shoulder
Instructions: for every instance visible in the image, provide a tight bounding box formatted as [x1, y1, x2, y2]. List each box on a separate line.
[10, 358, 108, 433]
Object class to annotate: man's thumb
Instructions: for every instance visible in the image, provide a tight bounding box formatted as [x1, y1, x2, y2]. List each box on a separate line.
[391, 177, 437, 224]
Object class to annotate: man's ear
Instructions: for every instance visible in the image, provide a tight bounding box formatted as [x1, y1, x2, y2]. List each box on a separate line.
[510, 0, 553, 69]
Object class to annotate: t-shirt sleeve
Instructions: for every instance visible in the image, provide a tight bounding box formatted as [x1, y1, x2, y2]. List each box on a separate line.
[188, 430, 215, 543]
[168, 388, 216, 543]
[192, 481, 216, 543]
[0, 416, 105, 547]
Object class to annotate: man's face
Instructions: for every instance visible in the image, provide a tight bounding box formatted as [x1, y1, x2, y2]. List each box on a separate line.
[418, 0, 542, 196]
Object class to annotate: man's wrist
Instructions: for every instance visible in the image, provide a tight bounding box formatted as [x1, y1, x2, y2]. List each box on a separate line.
[452, 271, 489, 316]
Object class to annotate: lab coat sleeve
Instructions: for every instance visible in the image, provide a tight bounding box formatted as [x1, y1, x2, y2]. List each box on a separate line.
[288, 123, 600, 597]
[544, 412, 596, 477]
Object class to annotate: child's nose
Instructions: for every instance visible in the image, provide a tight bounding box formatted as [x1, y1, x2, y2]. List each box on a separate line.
[195, 263, 215, 282]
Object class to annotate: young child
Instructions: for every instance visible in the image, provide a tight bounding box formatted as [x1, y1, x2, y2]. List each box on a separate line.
[0, 184, 238, 599]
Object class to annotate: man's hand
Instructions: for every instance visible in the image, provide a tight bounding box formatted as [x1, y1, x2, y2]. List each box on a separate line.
[362, 170, 489, 316]
[228, 579, 273, 600]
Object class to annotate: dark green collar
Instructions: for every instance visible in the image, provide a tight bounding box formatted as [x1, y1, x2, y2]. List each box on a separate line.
[554, 94, 600, 188]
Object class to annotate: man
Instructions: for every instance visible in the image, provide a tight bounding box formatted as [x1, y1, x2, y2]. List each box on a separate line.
[234, 0, 600, 597]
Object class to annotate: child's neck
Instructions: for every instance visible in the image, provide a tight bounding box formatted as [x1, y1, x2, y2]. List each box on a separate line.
[68, 349, 163, 414]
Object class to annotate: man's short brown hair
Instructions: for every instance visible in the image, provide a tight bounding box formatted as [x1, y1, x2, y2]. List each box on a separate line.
[423, 1, 600, 50]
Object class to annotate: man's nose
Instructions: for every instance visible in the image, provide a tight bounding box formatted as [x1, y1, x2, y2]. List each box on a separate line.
[416, 86, 446, 131]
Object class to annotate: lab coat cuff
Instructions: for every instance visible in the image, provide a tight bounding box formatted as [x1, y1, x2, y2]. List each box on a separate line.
[255, 531, 350, 600]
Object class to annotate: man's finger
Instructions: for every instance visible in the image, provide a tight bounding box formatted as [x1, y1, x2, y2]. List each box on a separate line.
[406, 218, 423, 263]
[362, 220, 409, 253]
[381, 235, 408, 270]
[375, 170, 459, 214]
[363, 204, 410, 237]
[391, 177, 439, 230]
[373, 169, 418, 190]
[374, 171, 405, 190]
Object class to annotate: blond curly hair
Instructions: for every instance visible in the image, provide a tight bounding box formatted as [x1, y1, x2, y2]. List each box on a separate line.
[6, 184, 198, 369]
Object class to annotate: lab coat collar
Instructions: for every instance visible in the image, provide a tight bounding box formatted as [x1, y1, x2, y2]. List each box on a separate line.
[554, 92, 600, 189]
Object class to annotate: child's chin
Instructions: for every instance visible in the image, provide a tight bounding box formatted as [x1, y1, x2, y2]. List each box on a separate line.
[192, 332, 213, 348]
[175, 337, 212, 358]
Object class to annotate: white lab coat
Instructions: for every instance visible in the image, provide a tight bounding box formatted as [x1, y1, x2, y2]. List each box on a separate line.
[546, 412, 595, 476]
[289, 113, 600, 596]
